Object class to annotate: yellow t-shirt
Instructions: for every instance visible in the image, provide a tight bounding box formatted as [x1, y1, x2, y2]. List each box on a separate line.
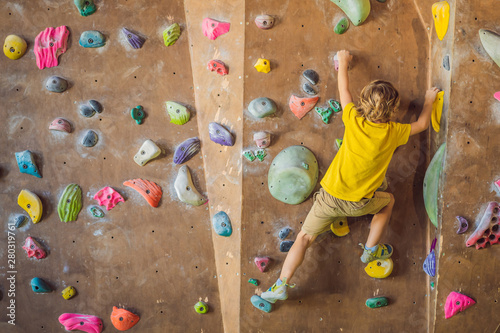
[320, 102, 411, 201]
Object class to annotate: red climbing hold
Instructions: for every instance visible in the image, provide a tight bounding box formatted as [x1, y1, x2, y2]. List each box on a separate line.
[254, 257, 270, 273]
[444, 291, 475, 319]
[22, 237, 46, 259]
[123, 179, 162, 208]
[202, 18, 230, 40]
[465, 201, 500, 249]
[207, 60, 228, 76]
[289, 95, 319, 119]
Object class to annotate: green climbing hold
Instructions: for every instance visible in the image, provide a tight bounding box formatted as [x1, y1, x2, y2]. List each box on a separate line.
[329, 99, 342, 112]
[57, 184, 82, 222]
[243, 150, 256, 162]
[423, 143, 446, 228]
[194, 301, 208, 314]
[365, 297, 389, 308]
[330, 0, 371, 26]
[336, 139, 343, 148]
[248, 278, 259, 286]
[74, 0, 96, 16]
[334, 17, 350, 34]
[255, 149, 266, 162]
[268, 146, 319, 205]
[315, 106, 333, 124]
[165, 101, 190, 125]
[163, 23, 181, 47]
[89, 206, 104, 218]
[131, 105, 146, 125]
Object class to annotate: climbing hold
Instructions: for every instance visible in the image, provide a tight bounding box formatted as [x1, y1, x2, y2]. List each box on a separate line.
[213, 211, 233, 237]
[364, 258, 393, 278]
[134, 139, 161, 166]
[110, 306, 140, 331]
[466, 202, 500, 249]
[423, 143, 446, 228]
[173, 137, 200, 164]
[58, 313, 103, 333]
[432, 1, 450, 41]
[330, 0, 371, 26]
[34, 26, 69, 70]
[82, 130, 99, 147]
[302, 82, 317, 96]
[456, 216, 468, 234]
[248, 278, 259, 286]
[207, 59, 228, 76]
[131, 105, 146, 125]
[254, 257, 270, 272]
[194, 301, 208, 314]
[123, 179, 162, 208]
[479, 29, 500, 68]
[423, 238, 437, 277]
[278, 227, 291, 240]
[254, 132, 271, 148]
[31, 277, 52, 293]
[330, 218, 350, 236]
[23, 237, 46, 259]
[251, 295, 272, 313]
[174, 165, 208, 206]
[329, 99, 342, 112]
[15, 150, 41, 178]
[248, 97, 277, 118]
[93, 187, 124, 211]
[163, 23, 181, 47]
[268, 146, 319, 205]
[289, 95, 319, 119]
[254, 58, 271, 73]
[165, 101, 191, 125]
[255, 149, 266, 162]
[18, 189, 43, 223]
[3, 35, 27, 60]
[49, 118, 72, 133]
[315, 106, 333, 124]
[209, 122, 235, 146]
[494, 92, 500, 102]
[303, 69, 319, 85]
[89, 206, 104, 218]
[80, 104, 96, 118]
[14, 215, 28, 228]
[365, 297, 389, 308]
[443, 55, 450, 71]
[255, 15, 275, 30]
[431, 91, 444, 132]
[334, 17, 350, 34]
[62, 286, 76, 300]
[57, 184, 82, 222]
[74, 0, 96, 16]
[79, 31, 105, 48]
[122, 28, 145, 49]
[243, 150, 256, 162]
[45, 76, 69, 93]
[444, 292, 475, 319]
[280, 240, 294, 252]
[202, 18, 230, 40]
[334, 54, 339, 71]
[89, 100, 103, 113]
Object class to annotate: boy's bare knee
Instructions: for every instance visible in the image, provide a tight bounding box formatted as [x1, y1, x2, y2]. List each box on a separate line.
[296, 230, 316, 248]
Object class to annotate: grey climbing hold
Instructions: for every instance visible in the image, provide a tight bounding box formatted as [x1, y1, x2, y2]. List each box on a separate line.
[212, 211, 232, 237]
[88, 100, 103, 113]
[303, 69, 319, 85]
[248, 97, 277, 119]
[302, 82, 317, 95]
[14, 215, 28, 228]
[82, 130, 98, 147]
[443, 55, 450, 71]
[80, 104, 96, 118]
[280, 240, 294, 252]
[45, 76, 68, 93]
[278, 227, 291, 240]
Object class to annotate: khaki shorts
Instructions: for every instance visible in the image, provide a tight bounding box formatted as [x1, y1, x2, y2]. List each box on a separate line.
[302, 182, 391, 236]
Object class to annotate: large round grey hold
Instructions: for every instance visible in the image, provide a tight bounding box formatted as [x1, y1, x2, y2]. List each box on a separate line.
[302, 82, 317, 95]
[248, 97, 277, 119]
[303, 69, 319, 85]
[88, 100, 103, 113]
[80, 105, 96, 118]
[82, 130, 98, 147]
[45, 76, 68, 93]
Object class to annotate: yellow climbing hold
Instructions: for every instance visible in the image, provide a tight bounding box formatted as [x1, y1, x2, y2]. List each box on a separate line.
[17, 189, 43, 223]
[254, 58, 271, 73]
[330, 218, 350, 237]
[3, 35, 27, 60]
[62, 286, 76, 300]
[431, 91, 444, 132]
[432, 1, 450, 41]
[364, 258, 393, 278]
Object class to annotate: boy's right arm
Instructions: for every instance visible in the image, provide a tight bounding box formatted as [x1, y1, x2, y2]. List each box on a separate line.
[410, 87, 440, 136]
[337, 50, 353, 109]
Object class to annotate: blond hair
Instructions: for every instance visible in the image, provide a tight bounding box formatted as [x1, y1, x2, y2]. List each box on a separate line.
[356, 80, 400, 123]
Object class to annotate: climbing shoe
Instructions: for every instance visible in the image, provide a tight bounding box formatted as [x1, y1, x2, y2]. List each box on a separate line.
[359, 243, 393, 264]
[260, 278, 295, 304]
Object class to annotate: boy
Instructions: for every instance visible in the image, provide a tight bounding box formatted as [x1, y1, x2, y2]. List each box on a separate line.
[260, 50, 440, 303]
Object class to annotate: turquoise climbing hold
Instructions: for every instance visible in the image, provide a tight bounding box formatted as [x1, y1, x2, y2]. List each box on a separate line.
[212, 211, 232, 237]
[15, 150, 41, 178]
[423, 143, 446, 228]
[251, 295, 272, 313]
[31, 277, 52, 293]
[79, 31, 105, 48]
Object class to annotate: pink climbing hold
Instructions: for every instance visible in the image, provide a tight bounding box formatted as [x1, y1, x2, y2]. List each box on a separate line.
[34, 26, 70, 70]
[202, 18, 230, 40]
[254, 257, 270, 273]
[444, 291, 475, 319]
[207, 59, 228, 75]
[22, 237, 46, 259]
[495, 179, 500, 191]
[58, 313, 103, 333]
[494, 91, 500, 102]
[93, 186, 125, 211]
[465, 201, 500, 249]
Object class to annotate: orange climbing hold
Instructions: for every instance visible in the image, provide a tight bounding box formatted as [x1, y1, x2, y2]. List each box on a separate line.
[110, 306, 140, 331]
[123, 179, 162, 208]
[289, 95, 319, 119]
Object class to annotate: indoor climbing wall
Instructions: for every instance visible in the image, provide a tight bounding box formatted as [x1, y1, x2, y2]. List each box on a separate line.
[0, 0, 223, 331]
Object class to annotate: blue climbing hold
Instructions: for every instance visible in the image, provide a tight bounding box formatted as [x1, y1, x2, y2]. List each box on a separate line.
[280, 240, 294, 252]
[79, 31, 105, 48]
[15, 150, 41, 178]
[31, 277, 52, 293]
[212, 211, 232, 237]
[278, 227, 291, 240]
[251, 295, 272, 313]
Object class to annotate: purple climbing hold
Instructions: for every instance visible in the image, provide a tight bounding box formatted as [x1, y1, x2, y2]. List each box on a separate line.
[122, 28, 145, 49]
[173, 137, 200, 164]
[456, 216, 469, 234]
[208, 122, 235, 146]
[423, 238, 437, 277]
